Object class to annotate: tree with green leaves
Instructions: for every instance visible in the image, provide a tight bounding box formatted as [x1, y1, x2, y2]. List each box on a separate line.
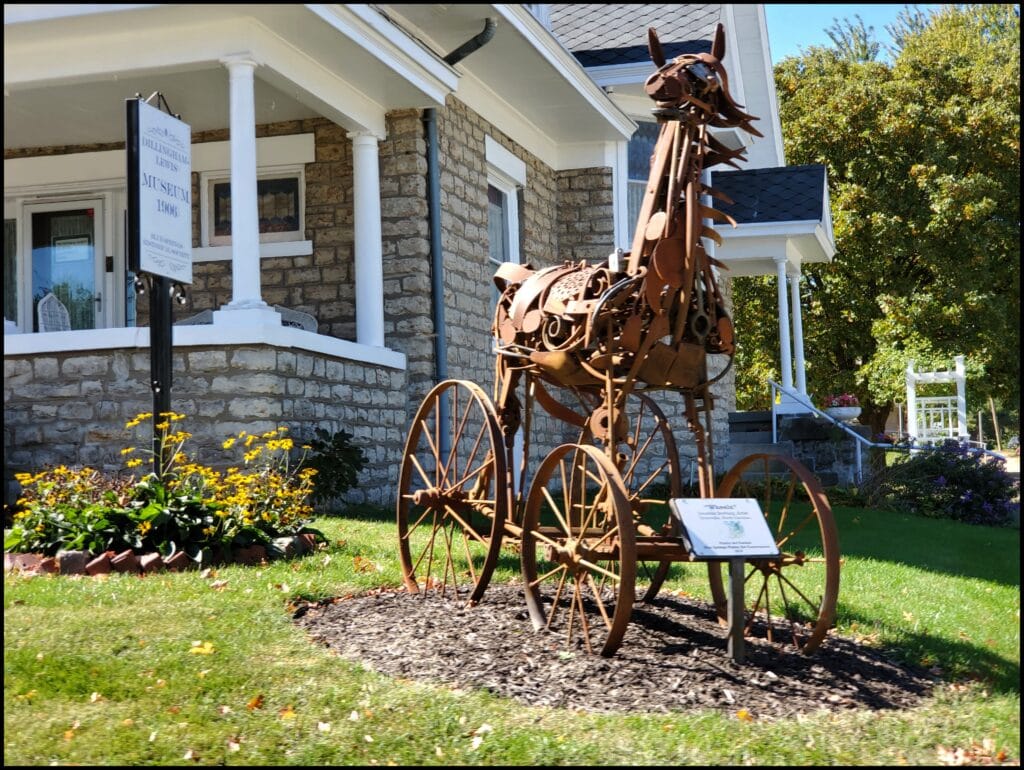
[734, 4, 1020, 438]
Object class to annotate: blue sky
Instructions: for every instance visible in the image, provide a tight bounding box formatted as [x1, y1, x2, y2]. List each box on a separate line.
[764, 4, 944, 63]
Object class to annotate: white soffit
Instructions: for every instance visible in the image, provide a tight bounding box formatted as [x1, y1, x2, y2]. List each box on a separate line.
[716, 221, 836, 277]
[3, 4, 456, 147]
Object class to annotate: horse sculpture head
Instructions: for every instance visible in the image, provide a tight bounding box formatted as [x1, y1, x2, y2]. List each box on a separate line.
[643, 24, 761, 142]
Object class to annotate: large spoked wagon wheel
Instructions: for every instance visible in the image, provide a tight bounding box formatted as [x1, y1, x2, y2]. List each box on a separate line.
[521, 443, 636, 657]
[397, 379, 509, 604]
[708, 453, 840, 654]
[582, 392, 683, 602]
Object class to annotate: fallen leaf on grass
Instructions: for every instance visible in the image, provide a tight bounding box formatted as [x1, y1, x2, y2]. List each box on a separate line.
[363, 735, 374, 743]
[348, 710, 360, 721]
[936, 739, 1013, 766]
[736, 709, 753, 722]
[247, 694, 265, 711]
[317, 722, 331, 733]
[183, 748, 199, 761]
[209, 579, 229, 591]
[218, 705, 232, 715]
[353, 556, 378, 573]
[279, 705, 296, 721]
[89, 692, 104, 703]
[188, 640, 215, 655]
[227, 738, 241, 753]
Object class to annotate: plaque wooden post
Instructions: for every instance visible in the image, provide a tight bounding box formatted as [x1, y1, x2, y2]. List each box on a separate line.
[727, 557, 745, 664]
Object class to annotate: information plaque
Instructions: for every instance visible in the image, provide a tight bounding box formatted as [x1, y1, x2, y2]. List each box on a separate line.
[669, 498, 780, 559]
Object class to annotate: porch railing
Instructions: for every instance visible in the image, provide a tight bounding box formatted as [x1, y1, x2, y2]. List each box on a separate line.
[767, 380, 1000, 485]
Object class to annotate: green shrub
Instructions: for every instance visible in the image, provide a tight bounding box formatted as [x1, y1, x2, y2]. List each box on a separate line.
[304, 427, 366, 507]
[863, 441, 1019, 526]
[5, 413, 324, 561]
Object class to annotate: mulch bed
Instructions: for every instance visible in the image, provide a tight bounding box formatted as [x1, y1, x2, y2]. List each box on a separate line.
[294, 582, 937, 719]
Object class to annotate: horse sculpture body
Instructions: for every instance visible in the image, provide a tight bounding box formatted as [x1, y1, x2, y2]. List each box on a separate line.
[491, 24, 761, 448]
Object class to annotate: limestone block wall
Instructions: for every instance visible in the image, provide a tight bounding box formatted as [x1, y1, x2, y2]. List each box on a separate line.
[3, 347, 406, 507]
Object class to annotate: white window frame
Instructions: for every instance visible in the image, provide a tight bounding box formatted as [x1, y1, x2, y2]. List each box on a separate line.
[199, 165, 306, 248]
[485, 136, 525, 270]
[484, 135, 526, 472]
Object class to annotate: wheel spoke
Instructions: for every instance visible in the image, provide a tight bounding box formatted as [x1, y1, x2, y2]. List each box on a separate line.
[711, 453, 839, 654]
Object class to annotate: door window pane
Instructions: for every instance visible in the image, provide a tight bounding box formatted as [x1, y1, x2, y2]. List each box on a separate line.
[31, 209, 96, 331]
[4, 219, 16, 323]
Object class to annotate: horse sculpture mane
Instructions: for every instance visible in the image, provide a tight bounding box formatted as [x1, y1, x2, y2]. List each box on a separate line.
[491, 23, 760, 437]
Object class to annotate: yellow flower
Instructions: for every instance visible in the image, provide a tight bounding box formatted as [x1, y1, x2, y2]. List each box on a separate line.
[222, 437, 236, 450]
[137, 521, 153, 535]
[120, 447, 135, 455]
[126, 458, 143, 468]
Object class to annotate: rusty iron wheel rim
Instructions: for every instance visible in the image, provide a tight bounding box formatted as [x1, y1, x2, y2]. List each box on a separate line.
[708, 453, 840, 654]
[521, 443, 636, 657]
[397, 379, 509, 604]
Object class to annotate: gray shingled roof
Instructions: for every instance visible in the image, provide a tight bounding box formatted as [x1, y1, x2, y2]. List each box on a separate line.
[548, 4, 724, 66]
[710, 166, 829, 224]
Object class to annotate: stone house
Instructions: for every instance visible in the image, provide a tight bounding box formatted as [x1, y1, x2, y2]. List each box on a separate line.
[3, 4, 833, 506]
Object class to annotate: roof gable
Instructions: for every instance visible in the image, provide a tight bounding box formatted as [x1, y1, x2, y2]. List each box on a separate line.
[548, 3, 723, 66]
[712, 165, 828, 224]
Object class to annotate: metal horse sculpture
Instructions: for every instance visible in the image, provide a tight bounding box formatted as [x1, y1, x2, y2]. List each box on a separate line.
[491, 24, 761, 490]
[398, 22, 840, 658]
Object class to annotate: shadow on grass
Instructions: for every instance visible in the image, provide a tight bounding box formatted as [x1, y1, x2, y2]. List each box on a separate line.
[836, 605, 1021, 696]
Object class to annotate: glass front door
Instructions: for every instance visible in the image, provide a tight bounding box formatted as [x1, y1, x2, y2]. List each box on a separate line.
[28, 201, 105, 332]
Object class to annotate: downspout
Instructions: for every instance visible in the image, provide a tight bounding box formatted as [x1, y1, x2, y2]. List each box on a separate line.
[425, 17, 497, 452]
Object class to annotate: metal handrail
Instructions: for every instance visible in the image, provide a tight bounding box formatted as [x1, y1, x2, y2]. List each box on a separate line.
[767, 379, 1003, 485]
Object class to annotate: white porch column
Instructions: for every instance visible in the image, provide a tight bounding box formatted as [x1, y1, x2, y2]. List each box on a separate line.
[788, 263, 807, 396]
[906, 360, 918, 440]
[349, 131, 385, 347]
[215, 55, 278, 325]
[954, 354, 968, 439]
[774, 255, 793, 390]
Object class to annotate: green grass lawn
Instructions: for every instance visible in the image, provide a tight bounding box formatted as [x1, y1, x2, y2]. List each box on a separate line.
[4, 503, 1019, 766]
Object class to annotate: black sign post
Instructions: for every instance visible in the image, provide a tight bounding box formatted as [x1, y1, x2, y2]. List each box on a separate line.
[126, 94, 192, 478]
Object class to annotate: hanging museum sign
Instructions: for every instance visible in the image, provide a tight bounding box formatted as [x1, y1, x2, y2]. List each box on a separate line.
[126, 97, 193, 283]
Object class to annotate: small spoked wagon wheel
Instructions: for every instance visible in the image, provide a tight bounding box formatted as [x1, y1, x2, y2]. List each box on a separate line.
[708, 453, 840, 654]
[397, 379, 509, 604]
[521, 443, 636, 657]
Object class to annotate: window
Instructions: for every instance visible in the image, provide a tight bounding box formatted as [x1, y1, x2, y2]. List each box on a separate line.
[484, 136, 524, 312]
[201, 169, 304, 247]
[4, 219, 16, 324]
[626, 121, 661, 246]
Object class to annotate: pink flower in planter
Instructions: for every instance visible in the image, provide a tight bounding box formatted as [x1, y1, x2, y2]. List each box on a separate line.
[824, 393, 859, 408]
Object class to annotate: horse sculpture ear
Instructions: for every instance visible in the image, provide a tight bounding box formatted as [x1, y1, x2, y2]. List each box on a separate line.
[648, 27, 666, 67]
[711, 22, 726, 60]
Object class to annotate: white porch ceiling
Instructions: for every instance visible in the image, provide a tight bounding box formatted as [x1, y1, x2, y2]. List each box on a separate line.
[4, 4, 632, 155]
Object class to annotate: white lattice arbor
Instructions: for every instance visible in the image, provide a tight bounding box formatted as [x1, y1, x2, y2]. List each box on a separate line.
[906, 356, 967, 442]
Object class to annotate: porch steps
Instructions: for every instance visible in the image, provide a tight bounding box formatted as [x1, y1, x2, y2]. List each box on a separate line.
[724, 410, 794, 476]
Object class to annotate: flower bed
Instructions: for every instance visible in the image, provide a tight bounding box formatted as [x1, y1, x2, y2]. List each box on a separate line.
[4, 413, 325, 571]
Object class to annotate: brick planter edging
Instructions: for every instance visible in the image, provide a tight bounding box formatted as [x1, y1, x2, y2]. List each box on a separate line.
[3, 534, 320, 577]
